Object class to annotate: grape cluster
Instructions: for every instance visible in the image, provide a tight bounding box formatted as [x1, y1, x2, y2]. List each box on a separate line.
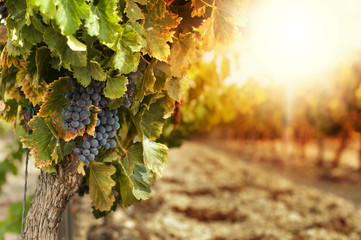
[73, 108, 120, 165]
[62, 78, 121, 165]
[121, 72, 136, 108]
[62, 79, 107, 133]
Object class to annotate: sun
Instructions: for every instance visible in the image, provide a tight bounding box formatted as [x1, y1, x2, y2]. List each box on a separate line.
[247, 0, 341, 82]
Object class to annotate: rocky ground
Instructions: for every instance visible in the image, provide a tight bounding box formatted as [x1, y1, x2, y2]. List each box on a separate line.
[2, 138, 361, 240]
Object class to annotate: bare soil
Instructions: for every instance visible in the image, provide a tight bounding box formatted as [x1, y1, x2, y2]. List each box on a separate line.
[2, 138, 361, 240]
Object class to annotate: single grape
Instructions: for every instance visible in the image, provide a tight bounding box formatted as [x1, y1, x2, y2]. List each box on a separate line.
[96, 132, 103, 141]
[104, 143, 110, 149]
[100, 139, 107, 146]
[90, 148, 98, 155]
[84, 118, 91, 125]
[72, 112, 80, 121]
[90, 139, 99, 148]
[96, 118, 100, 127]
[105, 125, 112, 132]
[77, 99, 86, 107]
[88, 154, 95, 161]
[81, 93, 90, 100]
[71, 120, 79, 128]
[107, 118, 115, 125]
[98, 126, 106, 134]
[100, 116, 107, 125]
[108, 131, 116, 138]
[112, 122, 120, 130]
[80, 111, 88, 120]
[78, 155, 86, 162]
[86, 100, 92, 106]
[109, 140, 116, 148]
[82, 141, 91, 149]
[83, 149, 90, 156]
[72, 93, 80, 100]
[73, 148, 81, 155]
[78, 122, 84, 130]
[103, 132, 109, 139]
[83, 159, 90, 165]
[74, 106, 82, 112]
[91, 93, 99, 100]
[86, 86, 94, 95]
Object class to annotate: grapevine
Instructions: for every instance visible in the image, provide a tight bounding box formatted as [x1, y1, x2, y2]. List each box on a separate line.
[0, 0, 246, 238]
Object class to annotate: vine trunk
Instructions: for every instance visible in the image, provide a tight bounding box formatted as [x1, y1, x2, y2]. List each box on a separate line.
[23, 155, 83, 240]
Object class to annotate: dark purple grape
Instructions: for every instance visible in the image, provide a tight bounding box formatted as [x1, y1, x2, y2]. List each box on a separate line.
[109, 140, 116, 148]
[90, 139, 99, 148]
[86, 86, 94, 95]
[82, 141, 91, 149]
[77, 99, 86, 107]
[72, 112, 80, 121]
[80, 111, 88, 120]
[88, 154, 95, 161]
[62, 121, 68, 129]
[98, 126, 106, 134]
[84, 118, 91, 125]
[78, 155, 86, 162]
[108, 131, 116, 138]
[71, 120, 79, 128]
[83, 149, 90, 156]
[73, 148, 81, 155]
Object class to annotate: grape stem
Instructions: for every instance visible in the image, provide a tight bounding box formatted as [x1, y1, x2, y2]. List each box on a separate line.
[115, 134, 127, 155]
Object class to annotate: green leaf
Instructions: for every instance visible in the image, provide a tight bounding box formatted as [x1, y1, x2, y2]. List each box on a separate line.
[38, 77, 71, 117]
[113, 25, 143, 74]
[35, 46, 51, 84]
[143, 11, 181, 61]
[131, 164, 153, 200]
[73, 60, 107, 87]
[125, 0, 145, 21]
[55, 0, 90, 35]
[103, 75, 128, 99]
[28, 0, 56, 19]
[21, 117, 59, 168]
[143, 136, 168, 176]
[66, 35, 87, 51]
[141, 95, 175, 140]
[153, 61, 171, 92]
[0, 99, 18, 122]
[89, 161, 116, 211]
[85, 0, 120, 43]
[134, 60, 156, 101]
[44, 27, 87, 68]
[127, 142, 143, 165]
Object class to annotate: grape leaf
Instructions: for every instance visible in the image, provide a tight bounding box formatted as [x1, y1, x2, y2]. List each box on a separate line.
[125, 0, 145, 21]
[134, 60, 156, 101]
[142, 11, 181, 61]
[190, 0, 207, 17]
[85, 0, 120, 44]
[168, 33, 198, 78]
[35, 46, 52, 85]
[146, 0, 166, 19]
[44, 27, 87, 69]
[103, 75, 128, 99]
[141, 95, 175, 140]
[89, 161, 116, 211]
[55, 0, 90, 36]
[27, 0, 56, 19]
[153, 61, 171, 92]
[0, 99, 18, 122]
[142, 136, 168, 176]
[73, 60, 107, 87]
[21, 117, 59, 168]
[15, 68, 47, 106]
[38, 77, 71, 117]
[86, 107, 100, 137]
[166, 77, 182, 102]
[112, 25, 143, 74]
